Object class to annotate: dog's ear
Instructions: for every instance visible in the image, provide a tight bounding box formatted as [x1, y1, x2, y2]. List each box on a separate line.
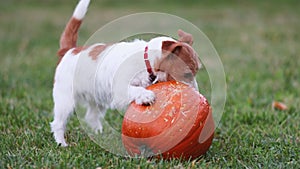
[162, 41, 182, 57]
[178, 29, 193, 46]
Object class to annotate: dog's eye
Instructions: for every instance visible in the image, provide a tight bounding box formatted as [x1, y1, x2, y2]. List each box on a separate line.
[183, 72, 193, 79]
[154, 68, 161, 72]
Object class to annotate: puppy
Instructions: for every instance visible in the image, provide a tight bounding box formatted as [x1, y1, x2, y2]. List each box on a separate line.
[50, 0, 201, 147]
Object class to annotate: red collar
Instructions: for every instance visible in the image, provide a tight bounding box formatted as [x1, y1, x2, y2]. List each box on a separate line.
[144, 46, 156, 82]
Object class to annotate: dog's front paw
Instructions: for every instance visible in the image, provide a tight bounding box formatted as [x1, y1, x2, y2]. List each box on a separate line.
[129, 86, 156, 105]
[135, 89, 155, 105]
[130, 88, 154, 105]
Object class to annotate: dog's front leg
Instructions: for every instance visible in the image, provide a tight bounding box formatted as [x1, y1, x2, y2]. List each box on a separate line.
[128, 85, 155, 105]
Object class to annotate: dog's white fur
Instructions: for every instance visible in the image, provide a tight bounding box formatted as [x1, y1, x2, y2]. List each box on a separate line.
[51, 0, 200, 147]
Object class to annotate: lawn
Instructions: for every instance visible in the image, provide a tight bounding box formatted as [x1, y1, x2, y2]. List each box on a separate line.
[0, 0, 299, 168]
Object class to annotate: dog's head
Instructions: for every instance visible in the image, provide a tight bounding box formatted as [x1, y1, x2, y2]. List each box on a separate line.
[154, 30, 201, 88]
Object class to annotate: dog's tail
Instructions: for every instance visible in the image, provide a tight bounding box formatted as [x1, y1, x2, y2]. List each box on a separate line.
[57, 0, 90, 57]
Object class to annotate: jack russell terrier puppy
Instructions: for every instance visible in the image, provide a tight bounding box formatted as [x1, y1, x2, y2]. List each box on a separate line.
[51, 0, 201, 147]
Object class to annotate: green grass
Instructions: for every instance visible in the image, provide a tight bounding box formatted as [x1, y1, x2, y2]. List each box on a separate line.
[1, 0, 299, 168]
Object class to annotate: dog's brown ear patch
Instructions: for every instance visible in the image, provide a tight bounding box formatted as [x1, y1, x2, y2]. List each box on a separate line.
[178, 29, 193, 46]
[162, 41, 182, 56]
[160, 40, 200, 76]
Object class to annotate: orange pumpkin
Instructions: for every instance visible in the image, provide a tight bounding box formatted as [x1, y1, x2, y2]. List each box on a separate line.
[122, 81, 214, 160]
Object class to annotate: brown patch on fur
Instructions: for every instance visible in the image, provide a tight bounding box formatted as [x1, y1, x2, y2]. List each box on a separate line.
[57, 17, 82, 57]
[72, 46, 89, 55]
[88, 45, 108, 60]
[154, 40, 200, 84]
[56, 46, 88, 65]
[56, 17, 83, 65]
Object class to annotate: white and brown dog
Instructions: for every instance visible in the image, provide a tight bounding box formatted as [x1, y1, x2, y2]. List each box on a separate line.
[51, 0, 201, 147]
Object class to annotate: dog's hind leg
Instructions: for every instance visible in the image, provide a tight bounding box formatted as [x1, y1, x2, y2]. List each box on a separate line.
[50, 86, 74, 147]
[84, 103, 104, 134]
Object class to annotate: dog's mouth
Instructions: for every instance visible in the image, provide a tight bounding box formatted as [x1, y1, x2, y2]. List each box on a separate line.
[166, 72, 198, 89]
[151, 68, 198, 90]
